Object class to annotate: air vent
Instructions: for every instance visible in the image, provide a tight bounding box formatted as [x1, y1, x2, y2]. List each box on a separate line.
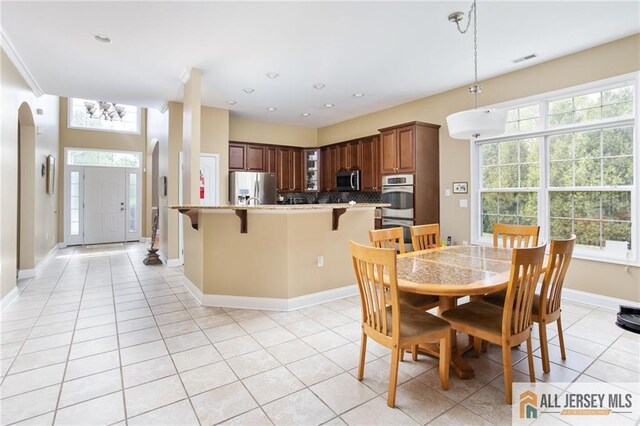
[512, 53, 538, 64]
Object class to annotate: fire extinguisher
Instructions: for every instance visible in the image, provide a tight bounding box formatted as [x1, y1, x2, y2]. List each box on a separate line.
[199, 171, 205, 199]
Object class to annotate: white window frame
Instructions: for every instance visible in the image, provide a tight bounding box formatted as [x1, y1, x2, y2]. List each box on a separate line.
[470, 72, 639, 266]
[67, 98, 142, 135]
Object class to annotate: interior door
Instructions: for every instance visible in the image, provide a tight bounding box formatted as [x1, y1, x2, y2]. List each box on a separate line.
[84, 167, 126, 244]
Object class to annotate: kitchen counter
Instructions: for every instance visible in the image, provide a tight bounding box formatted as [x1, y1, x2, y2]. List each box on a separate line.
[170, 203, 388, 210]
[172, 203, 380, 311]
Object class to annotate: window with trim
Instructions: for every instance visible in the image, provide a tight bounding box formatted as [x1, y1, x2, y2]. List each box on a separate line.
[68, 97, 140, 133]
[474, 75, 637, 264]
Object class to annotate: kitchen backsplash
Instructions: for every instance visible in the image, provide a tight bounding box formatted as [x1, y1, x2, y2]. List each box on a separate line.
[280, 191, 382, 204]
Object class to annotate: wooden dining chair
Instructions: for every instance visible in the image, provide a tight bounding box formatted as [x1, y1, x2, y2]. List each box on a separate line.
[369, 228, 440, 310]
[410, 224, 440, 251]
[442, 244, 546, 403]
[484, 236, 576, 374]
[350, 241, 450, 407]
[493, 224, 540, 248]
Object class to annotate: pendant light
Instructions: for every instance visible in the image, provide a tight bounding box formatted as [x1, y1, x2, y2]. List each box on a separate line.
[446, 0, 506, 140]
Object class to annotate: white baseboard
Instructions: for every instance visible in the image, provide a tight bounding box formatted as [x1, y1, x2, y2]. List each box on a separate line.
[181, 275, 203, 304]
[563, 288, 639, 311]
[0, 287, 20, 314]
[17, 269, 36, 279]
[200, 285, 359, 312]
[57, 242, 67, 249]
[165, 258, 182, 268]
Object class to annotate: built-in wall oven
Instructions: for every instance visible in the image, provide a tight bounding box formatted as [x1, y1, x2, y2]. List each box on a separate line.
[381, 174, 415, 245]
[381, 174, 414, 220]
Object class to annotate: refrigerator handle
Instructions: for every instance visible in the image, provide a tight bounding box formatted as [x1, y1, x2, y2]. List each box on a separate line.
[254, 179, 259, 200]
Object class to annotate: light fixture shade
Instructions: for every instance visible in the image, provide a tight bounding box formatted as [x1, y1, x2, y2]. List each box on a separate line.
[446, 108, 507, 140]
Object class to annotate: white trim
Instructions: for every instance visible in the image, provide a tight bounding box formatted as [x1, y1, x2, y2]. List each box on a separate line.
[17, 269, 35, 279]
[563, 288, 639, 311]
[165, 258, 182, 268]
[178, 67, 192, 84]
[181, 275, 203, 304]
[0, 29, 43, 97]
[200, 285, 359, 312]
[0, 287, 20, 314]
[158, 100, 169, 113]
[57, 242, 67, 249]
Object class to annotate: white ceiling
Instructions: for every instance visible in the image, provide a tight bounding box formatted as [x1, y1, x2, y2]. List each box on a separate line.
[2, 1, 639, 127]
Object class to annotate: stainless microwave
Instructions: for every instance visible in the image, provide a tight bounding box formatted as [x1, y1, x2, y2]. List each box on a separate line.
[336, 169, 360, 191]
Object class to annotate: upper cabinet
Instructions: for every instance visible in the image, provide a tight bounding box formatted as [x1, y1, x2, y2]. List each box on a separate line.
[276, 146, 303, 192]
[338, 142, 361, 171]
[360, 135, 380, 191]
[379, 124, 415, 174]
[229, 142, 265, 171]
[304, 149, 320, 192]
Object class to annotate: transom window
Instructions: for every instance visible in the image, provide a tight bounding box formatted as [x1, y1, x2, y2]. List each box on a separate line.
[66, 149, 141, 168]
[68, 97, 140, 134]
[473, 74, 638, 264]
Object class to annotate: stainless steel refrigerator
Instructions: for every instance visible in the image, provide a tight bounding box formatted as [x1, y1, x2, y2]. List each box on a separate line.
[229, 172, 277, 205]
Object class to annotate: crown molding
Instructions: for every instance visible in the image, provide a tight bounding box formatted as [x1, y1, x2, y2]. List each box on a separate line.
[178, 67, 192, 84]
[158, 99, 169, 113]
[0, 27, 44, 97]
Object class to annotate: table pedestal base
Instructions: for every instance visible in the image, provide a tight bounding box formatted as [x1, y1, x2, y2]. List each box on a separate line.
[416, 340, 475, 379]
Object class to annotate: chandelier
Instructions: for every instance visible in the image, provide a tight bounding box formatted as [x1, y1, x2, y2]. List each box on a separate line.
[84, 101, 126, 121]
[445, 0, 506, 140]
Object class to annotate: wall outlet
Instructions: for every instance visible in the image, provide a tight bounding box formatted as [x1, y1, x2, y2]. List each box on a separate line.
[317, 256, 324, 267]
[462, 240, 469, 246]
[445, 189, 451, 197]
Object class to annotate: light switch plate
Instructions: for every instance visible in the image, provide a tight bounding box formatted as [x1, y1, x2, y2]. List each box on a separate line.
[459, 199, 468, 208]
[445, 189, 451, 197]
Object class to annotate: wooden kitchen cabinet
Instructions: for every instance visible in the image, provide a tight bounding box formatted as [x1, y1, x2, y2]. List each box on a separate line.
[378, 121, 441, 226]
[338, 141, 361, 171]
[360, 135, 380, 191]
[276, 147, 303, 192]
[266, 146, 277, 174]
[379, 125, 415, 174]
[229, 143, 247, 171]
[229, 142, 265, 171]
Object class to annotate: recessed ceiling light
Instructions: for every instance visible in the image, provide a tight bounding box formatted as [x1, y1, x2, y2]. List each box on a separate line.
[267, 107, 277, 112]
[266, 72, 280, 79]
[324, 103, 334, 108]
[353, 93, 365, 98]
[301, 112, 311, 117]
[243, 88, 255, 94]
[94, 34, 111, 43]
[226, 100, 237, 105]
[313, 83, 326, 90]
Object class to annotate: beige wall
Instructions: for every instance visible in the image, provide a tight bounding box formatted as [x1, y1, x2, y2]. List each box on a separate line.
[191, 209, 372, 299]
[1, 48, 60, 300]
[201, 106, 230, 203]
[146, 108, 169, 247]
[57, 97, 148, 240]
[229, 116, 317, 147]
[317, 34, 640, 302]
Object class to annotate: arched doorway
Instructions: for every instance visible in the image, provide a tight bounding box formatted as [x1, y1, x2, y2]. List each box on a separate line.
[17, 102, 36, 278]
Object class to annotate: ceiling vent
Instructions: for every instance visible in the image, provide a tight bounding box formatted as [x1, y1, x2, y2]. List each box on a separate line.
[512, 53, 538, 64]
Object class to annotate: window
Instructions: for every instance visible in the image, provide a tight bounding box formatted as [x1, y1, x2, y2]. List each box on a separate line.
[68, 97, 140, 134]
[69, 171, 80, 236]
[66, 149, 141, 168]
[473, 74, 638, 264]
[129, 173, 137, 233]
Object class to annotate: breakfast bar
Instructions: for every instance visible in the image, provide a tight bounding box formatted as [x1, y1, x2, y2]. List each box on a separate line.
[172, 204, 388, 310]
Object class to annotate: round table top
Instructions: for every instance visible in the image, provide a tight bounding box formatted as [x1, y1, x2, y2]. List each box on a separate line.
[395, 245, 514, 297]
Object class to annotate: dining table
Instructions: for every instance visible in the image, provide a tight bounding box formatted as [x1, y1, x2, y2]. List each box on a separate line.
[395, 244, 517, 380]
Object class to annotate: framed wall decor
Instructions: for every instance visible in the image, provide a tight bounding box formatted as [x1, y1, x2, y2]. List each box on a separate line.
[46, 154, 55, 194]
[452, 181, 468, 194]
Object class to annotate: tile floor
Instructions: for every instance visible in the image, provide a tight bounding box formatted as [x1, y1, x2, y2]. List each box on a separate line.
[1, 243, 639, 425]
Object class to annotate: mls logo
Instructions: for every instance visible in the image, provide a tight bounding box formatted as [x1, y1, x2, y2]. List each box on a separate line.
[520, 390, 538, 419]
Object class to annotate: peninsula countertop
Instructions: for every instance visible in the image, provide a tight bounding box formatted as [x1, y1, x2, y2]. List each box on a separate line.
[169, 203, 390, 210]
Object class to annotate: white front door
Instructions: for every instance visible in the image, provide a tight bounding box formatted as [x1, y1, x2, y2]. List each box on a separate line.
[84, 167, 126, 244]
